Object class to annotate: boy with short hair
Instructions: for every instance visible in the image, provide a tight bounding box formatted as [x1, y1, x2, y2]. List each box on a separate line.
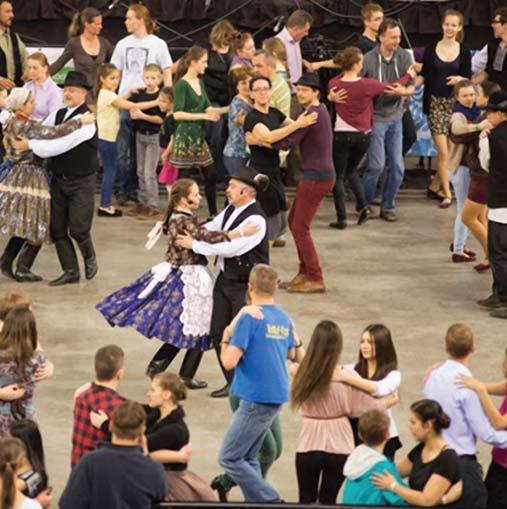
[128, 63, 165, 219]
[343, 410, 406, 506]
[358, 3, 384, 54]
[71, 344, 126, 466]
[61, 401, 168, 509]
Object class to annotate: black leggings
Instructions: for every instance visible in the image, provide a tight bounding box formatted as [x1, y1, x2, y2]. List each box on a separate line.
[295, 451, 347, 505]
[201, 164, 217, 215]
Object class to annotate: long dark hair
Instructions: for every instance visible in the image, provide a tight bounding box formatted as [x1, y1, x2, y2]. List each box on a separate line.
[9, 420, 48, 490]
[0, 307, 38, 380]
[94, 63, 119, 102]
[175, 46, 207, 82]
[161, 178, 197, 234]
[290, 320, 343, 410]
[68, 7, 101, 38]
[355, 323, 397, 381]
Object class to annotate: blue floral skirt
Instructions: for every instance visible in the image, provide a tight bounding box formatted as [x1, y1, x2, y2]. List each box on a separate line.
[96, 262, 214, 351]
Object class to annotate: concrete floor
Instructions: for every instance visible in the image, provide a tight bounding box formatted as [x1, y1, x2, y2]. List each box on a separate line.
[0, 190, 505, 503]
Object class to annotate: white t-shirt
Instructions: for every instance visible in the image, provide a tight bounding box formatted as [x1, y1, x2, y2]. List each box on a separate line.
[19, 496, 42, 509]
[111, 34, 172, 94]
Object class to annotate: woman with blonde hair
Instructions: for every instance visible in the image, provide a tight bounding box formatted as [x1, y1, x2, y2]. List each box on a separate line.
[262, 37, 290, 82]
[24, 53, 62, 121]
[49, 7, 113, 87]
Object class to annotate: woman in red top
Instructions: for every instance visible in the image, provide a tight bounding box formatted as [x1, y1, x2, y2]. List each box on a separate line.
[327, 47, 415, 229]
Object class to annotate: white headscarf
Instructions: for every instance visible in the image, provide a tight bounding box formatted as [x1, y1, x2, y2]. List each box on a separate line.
[6, 88, 31, 112]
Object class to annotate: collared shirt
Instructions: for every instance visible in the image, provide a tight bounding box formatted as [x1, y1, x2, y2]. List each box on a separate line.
[28, 104, 97, 158]
[71, 382, 125, 466]
[0, 27, 27, 80]
[276, 27, 302, 84]
[472, 44, 488, 75]
[424, 359, 507, 455]
[192, 200, 266, 271]
[269, 72, 291, 117]
[24, 77, 63, 121]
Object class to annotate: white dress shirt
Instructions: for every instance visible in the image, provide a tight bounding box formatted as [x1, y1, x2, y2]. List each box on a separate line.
[424, 359, 507, 455]
[472, 44, 488, 76]
[28, 104, 96, 159]
[191, 200, 266, 272]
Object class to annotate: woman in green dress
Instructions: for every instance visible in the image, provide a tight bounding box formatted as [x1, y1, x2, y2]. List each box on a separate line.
[171, 47, 227, 216]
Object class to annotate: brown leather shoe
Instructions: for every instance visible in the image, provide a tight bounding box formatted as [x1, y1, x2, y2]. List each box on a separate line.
[380, 210, 398, 222]
[127, 203, 144, 216]
[287, 279, 325, 293]
[137, 207, 161, 220]
[279, 273, 306, 290]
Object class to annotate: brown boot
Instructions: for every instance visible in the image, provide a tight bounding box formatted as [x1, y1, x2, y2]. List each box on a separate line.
[127, 203, 144, 216]
[287, 278, 325, 293]
[137, 207, 161, 220]
[279, 273, 306, 290]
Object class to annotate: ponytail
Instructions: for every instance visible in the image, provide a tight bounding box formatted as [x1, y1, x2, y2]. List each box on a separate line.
[161, 178, 197, 234]
[68, 7, 101, 39]
[0, 438, 26, 509]
[174, 46, 207, 83]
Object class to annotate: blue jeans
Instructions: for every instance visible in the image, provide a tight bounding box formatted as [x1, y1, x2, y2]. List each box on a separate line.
[363, 118, 404, 212]
[115, 110, 137, 198]
[223, 155, 247, 177]
[219, 399, 281, 502]
[449, 165, 471, 254]
[99, 140, 117, 208]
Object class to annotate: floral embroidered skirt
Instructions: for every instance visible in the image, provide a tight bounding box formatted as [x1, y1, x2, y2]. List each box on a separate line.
[96, 262, 214, 351]
[170, 122, 213, 168]
[0, 161, 51, 243]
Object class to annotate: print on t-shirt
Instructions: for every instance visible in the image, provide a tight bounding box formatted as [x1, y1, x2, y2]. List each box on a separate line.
[126, 47, 149, 74]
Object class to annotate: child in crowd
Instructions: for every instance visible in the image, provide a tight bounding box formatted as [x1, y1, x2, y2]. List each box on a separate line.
[10, 420, 53, 508]
[223, 66, 253, 176]
[0, 437, 42, 509]
[343, 410, 406, 506]
[71, 344, 125, 466]
[0, 291, 33, 328]
[158, 86, 178, 202]
[0, 307, 53, 435]
[128, 64, 165, 219]
[95, 63, 159, 218]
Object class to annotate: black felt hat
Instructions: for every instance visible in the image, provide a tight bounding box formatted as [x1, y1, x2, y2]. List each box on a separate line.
[62, 71, 92, 90]
[231, 166, 269, 192]
[295, 72, 321, 90]
[485, 91, 507, 113]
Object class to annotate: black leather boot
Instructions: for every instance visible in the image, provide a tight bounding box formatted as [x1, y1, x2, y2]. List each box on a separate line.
[78, 238, 98, 280]
[15, 243, 42, 282]
[1, 237, 25, 279]
[49, 270, 80, 287]
[145, 343, 179, 378]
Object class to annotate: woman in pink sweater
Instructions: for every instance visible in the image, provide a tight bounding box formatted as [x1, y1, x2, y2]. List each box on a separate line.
[327, 47, 416, 229]
[290, 320, 397, 505]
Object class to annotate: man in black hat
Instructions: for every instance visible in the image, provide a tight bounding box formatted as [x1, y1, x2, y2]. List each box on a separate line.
[13, 71, 98, 286]
[271, 72, 335, 294]
[476, 91, 507, 317]
[174, 167, 269, 397]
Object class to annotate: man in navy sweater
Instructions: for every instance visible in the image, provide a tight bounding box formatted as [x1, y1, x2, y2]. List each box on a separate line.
[60, 401, 168, 509]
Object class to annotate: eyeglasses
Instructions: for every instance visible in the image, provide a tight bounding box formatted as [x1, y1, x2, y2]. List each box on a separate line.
[251, 87, 270, 93]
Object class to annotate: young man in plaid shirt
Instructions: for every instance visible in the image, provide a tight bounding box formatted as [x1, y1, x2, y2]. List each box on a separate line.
[71, 344, 125, 466]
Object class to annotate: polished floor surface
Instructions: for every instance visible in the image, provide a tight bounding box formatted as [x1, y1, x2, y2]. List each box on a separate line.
[0, 190, 503, 502]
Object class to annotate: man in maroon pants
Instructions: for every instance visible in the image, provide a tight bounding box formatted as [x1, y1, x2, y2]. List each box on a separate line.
[274, 72, 335, 293]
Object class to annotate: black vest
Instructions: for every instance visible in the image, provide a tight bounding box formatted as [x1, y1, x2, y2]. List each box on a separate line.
[48, 103, 98, 179]
[487, 39, 507, 92]
[488, 121, 507, 209]
[221, 202, 269, 282]
[0, 31, 23, 86]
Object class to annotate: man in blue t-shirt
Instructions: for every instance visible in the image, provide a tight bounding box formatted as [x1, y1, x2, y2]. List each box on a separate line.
[218, 264, 303, 502]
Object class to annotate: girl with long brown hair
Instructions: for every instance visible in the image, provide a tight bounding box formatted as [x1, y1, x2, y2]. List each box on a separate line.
[0, 437, 41, 509]
[96, 179, 257, 388]
[171, 47, 227, 216]
[290, 320, 396, 505]
[0, 307, 53, 435]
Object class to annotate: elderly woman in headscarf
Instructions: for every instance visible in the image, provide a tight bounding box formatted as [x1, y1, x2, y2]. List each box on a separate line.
[0, 88, 94, 281]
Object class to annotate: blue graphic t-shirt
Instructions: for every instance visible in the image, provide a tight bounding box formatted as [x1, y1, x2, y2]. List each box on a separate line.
[230, 305, 295, 404]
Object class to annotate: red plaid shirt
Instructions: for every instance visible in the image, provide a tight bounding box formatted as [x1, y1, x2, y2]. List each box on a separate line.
[71, 382, 124, 466]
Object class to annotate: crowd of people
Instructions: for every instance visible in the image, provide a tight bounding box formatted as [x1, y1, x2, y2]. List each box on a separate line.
[0, 0, 506, 507]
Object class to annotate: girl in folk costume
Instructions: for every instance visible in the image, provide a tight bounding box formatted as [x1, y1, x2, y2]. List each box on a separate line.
[0, 88, 94, 282]
[96, 178, 257, 387]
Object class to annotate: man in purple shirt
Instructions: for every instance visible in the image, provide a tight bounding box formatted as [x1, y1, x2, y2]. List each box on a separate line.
[273, 72, 335, 293]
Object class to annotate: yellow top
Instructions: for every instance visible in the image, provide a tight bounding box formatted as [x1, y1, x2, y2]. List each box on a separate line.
[97, 88, 120, 142]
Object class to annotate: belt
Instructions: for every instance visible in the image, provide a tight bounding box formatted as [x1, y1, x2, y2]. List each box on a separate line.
[459, 454, 478, 462]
